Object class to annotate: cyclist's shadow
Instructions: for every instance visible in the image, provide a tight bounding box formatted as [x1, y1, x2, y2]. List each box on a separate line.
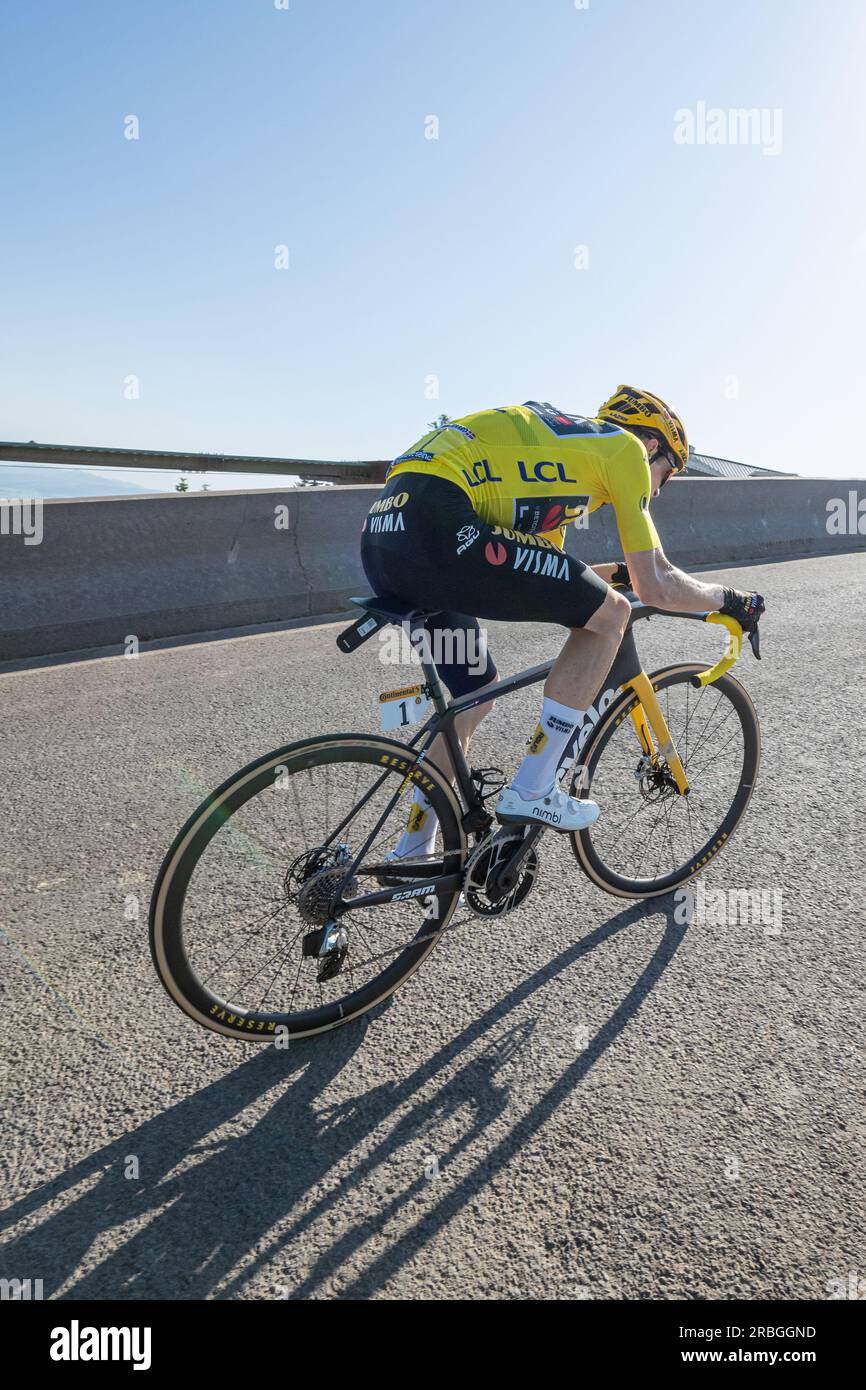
[0, 897, 685, 1300]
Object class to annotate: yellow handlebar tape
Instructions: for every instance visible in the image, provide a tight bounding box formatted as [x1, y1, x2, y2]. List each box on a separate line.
[692, 612, 743, 687]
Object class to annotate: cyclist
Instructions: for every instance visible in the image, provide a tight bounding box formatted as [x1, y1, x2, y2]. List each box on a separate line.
[360, 386, 764, 862]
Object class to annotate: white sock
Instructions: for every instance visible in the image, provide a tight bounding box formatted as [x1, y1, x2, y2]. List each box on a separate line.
[512, 696, 584, 799]
[393, 787, 439, 859]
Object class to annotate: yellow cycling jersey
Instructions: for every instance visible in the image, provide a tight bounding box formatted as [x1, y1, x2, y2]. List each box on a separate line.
[386, 401, 661, 554]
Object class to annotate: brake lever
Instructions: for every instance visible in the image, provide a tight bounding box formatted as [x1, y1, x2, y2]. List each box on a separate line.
[748, 626, 761, 660]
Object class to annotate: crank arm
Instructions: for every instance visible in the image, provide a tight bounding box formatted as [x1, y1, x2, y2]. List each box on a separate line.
[488, 826, 544, 903]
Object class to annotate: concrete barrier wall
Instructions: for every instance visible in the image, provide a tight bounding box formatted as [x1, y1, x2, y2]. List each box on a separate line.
[1, 478, 864, 661]
[563, 476, 866, 567]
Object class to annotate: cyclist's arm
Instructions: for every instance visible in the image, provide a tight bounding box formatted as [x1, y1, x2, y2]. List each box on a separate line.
[625, 548, 724, 612]
[592, 554, 723, 608]
[591, 562, 620, 583]
[605, 438, 725, 611]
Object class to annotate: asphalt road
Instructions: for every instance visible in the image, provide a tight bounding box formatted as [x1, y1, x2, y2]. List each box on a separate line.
[1, 551, 864, 1300]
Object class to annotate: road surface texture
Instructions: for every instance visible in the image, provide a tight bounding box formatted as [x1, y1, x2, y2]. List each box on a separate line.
[1, 552, 864, 1300]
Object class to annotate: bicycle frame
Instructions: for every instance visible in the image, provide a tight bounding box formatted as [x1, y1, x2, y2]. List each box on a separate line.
[325, 596, 742, 920]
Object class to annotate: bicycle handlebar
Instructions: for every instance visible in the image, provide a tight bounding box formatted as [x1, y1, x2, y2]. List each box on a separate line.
[625, 593, 761, 688]
[691, 612, 743, 687]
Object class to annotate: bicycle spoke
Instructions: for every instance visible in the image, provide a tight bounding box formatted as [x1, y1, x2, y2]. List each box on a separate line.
[252, 942, 302, 1011]
[687, 724, 742, 779]
[686, 691, 728, 762]
[197, 903, 292, 987]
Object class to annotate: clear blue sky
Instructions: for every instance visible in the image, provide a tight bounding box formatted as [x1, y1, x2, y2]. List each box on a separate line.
[2, 0, 864, 477]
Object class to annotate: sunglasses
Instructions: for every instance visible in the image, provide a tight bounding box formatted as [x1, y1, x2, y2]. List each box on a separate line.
[657, 453, 678, 489]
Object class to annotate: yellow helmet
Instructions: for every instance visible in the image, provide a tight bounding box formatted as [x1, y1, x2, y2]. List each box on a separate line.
[597, 384, 689, 472]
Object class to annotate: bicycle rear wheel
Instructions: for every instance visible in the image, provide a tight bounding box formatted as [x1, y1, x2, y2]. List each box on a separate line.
[150, 734, 466, 1039]
[570, 664, 760, 898]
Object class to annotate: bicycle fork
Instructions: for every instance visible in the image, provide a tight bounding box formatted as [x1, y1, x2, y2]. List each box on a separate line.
[626, 673, 690, 795]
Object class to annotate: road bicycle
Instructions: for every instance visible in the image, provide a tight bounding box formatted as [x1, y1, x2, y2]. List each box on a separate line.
[150, 591, 762, 1039]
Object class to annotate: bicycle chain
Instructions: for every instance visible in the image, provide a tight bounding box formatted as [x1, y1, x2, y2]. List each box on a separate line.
[328, 828, 501, 972]
[333, 824, 537, 972]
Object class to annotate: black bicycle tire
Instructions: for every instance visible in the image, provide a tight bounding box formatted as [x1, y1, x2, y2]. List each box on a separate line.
[149, 733, 466, 1039]
[571, 664, 761, 898]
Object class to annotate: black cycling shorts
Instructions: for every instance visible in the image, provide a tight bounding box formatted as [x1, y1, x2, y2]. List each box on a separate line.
[360, 471, 609, 643]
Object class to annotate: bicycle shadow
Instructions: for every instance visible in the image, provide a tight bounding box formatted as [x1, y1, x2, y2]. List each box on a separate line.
[0, 896, 685, 1300]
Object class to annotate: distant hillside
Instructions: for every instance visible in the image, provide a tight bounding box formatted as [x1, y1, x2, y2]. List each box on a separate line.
[0, 466, 153, 499]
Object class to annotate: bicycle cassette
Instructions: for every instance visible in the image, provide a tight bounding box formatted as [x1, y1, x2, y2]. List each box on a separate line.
[464, 825, 539, 917]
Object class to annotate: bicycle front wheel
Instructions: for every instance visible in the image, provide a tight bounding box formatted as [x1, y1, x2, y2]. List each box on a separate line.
[570, 664, 761, 898]
[150, 734, 467, 1039]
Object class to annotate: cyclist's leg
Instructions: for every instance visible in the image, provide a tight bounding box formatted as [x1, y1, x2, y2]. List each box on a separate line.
[546, 587, 631, 710]
[389, 611, 499, 859]
[400, 485, 628, 800]
[418, 608, 498, 763]
[499, 586, 630, 816]
[419, 611, 497, 700]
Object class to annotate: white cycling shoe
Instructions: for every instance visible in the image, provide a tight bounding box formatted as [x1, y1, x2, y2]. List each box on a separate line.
[496, 781, 601, 832]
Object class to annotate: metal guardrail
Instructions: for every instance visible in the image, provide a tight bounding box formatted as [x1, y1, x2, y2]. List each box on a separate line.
[0, 440, 388, 485]
[1, 441, 792, 488]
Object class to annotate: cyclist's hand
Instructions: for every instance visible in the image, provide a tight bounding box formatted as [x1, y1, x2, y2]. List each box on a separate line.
[720, 588, 765, 659]
[611, 561, 632, 588]
[720, 588, 765, 632]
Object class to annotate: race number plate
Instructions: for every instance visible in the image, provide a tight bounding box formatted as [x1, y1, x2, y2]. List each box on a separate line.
[379, 683, 430, 732]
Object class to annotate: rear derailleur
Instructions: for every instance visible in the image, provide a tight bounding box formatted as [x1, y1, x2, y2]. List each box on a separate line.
[286, 843, 357, 982]
[302, 921, 349, 983]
